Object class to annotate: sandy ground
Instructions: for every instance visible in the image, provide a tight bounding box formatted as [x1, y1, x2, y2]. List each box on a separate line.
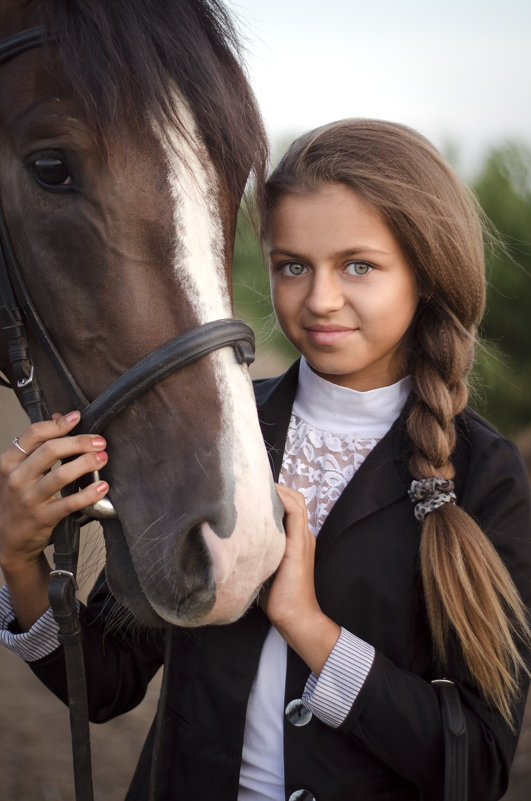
[0, 645, 161, 801]
[0, 387, 530, 799]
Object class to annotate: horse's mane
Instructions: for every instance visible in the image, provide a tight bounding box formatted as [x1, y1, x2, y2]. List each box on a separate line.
[39, 0, 268, 203]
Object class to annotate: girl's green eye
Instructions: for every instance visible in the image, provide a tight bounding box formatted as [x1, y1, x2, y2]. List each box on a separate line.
[282, 262, 306, 276]
[346, 261, 372, 276]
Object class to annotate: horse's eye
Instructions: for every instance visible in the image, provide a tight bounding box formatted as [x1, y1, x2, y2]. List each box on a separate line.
[31, 157, 72, 188]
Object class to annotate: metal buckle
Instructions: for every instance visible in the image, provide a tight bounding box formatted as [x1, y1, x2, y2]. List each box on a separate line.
[49, 568, 79, 592]
[17, 363, 34, 387]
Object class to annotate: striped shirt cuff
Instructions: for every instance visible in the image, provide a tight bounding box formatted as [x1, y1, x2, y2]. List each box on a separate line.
[0, 583, 62, 662]
[302, 627, 375, 728]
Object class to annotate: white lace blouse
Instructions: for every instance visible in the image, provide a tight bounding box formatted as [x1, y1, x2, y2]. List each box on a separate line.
[282, 358, 410, 534]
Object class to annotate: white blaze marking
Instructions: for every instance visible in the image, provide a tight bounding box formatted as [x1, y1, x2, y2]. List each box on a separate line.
[152, 97, 285, 624]
[160, 97, 230, 323]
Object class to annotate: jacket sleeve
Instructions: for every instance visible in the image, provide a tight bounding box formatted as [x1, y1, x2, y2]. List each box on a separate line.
[340, 433, 531, 801]
[28, 572, 165, 723]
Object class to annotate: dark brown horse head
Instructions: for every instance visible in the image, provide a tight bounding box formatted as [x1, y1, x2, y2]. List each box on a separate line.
[0, 0, 284, 626]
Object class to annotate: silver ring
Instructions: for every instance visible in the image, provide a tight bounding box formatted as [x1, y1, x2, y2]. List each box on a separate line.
[12, 436, 31, 456]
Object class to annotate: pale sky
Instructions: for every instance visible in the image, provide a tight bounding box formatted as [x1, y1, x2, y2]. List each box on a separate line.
[228, 0, 531, 175]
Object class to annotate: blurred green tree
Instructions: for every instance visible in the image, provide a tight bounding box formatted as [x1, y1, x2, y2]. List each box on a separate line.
[232, 207, 297, 373]
[471, 142, 531, 436]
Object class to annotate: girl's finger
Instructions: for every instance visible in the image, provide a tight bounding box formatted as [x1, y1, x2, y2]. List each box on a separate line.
[11, 436, 32, 457]
[275, 484, 310, 534]
[30, 449, 109, 504]
[5, 412, 83, 466]
[16, 410, 81, 447]
[5, 434, 108, 488]
[21, 433, 108, 477]
[275, 483, 307, 512]
[43, 479, 110, 526]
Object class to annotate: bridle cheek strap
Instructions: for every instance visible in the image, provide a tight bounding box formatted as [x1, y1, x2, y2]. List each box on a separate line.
[0, 205, 51, 421]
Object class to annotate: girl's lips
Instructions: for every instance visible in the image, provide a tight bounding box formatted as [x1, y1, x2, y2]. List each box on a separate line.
[305, 326, 356, 346]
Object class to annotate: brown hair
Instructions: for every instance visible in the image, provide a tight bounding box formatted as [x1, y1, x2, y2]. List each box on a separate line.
[262, 118, 530, 725]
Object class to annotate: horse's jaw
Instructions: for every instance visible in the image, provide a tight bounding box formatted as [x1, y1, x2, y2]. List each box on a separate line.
[102, 518, 220, 628]
[102, 519, 165, 628]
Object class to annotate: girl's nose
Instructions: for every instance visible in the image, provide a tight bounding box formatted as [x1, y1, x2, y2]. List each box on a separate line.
[305, 269, 344, 315]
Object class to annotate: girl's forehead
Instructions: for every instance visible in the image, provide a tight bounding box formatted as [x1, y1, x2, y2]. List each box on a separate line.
[269, 183, 393, 244]
[271, 183, 380, 221]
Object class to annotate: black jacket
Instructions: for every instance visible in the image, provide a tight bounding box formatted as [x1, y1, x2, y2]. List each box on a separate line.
[30, 361, 531, 800]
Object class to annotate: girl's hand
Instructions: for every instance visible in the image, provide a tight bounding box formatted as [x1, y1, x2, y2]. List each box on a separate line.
[0, 411, 109, 571]
[262, 484, 319, 630]
[0, 411, 110, 630]
[261, 483, 340, 676]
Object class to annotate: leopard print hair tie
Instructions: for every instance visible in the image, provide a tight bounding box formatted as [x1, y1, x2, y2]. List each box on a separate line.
[408, 477, 456, 522]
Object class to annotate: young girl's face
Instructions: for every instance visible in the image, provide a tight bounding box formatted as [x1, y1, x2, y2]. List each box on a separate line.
[268, 182, 419, 391]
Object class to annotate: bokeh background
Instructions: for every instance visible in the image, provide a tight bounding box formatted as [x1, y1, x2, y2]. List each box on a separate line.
[1, 0, 530, 797]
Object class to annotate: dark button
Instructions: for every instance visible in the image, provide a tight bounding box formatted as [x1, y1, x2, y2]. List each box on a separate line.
[288, 790, 317, 801]
[285, 698, 312, 727]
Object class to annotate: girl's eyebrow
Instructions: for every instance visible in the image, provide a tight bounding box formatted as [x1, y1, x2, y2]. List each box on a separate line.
[269, 248, 304, 258]
[269, 246, 393, 258]
[335, 247, 393, 258]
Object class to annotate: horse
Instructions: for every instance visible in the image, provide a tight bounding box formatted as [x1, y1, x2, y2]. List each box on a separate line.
[0, 0, 285, 629]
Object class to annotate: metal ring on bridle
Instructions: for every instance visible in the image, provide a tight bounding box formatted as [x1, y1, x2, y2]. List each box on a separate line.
[12, 436, 31, 455]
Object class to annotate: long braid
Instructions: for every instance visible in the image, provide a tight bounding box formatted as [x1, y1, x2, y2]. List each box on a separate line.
[408, 306, 530, 726]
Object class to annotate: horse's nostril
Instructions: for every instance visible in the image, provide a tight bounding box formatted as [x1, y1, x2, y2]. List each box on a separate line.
[177, 523, 212, 597]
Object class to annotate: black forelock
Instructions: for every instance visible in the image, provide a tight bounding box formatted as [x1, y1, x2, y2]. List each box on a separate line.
[38, 0, 267, 204]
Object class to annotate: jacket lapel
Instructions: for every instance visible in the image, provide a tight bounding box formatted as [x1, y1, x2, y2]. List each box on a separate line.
[253, 359, 300, 480]
[315, 414, 412, 561]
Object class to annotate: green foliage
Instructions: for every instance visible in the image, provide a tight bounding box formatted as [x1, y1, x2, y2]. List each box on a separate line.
[470, 143, 531, 436]
[233, 140, 531, 436]
[232, 209, 297, 371]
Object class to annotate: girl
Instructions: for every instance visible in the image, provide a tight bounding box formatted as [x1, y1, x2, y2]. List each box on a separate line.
[1, 118, 530, 801]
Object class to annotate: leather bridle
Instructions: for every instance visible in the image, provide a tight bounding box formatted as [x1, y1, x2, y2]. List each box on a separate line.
[0, 26, 256, 801]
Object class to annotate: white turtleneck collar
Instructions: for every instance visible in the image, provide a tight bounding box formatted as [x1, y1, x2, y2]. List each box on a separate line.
[292, 357, 411, 437]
